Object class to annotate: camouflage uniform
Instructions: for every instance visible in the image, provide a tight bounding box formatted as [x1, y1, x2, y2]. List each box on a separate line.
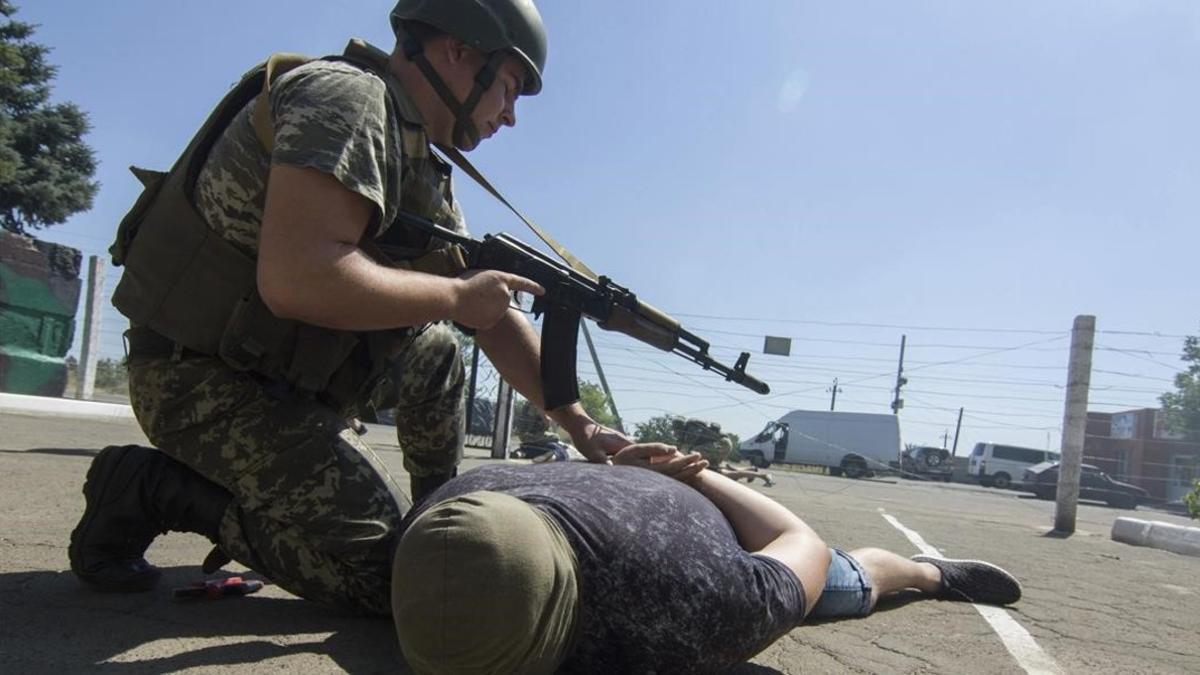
[126, 58, 466, 615]
[675, 418, 731, 469]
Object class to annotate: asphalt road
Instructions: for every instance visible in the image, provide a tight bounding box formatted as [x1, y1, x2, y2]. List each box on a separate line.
[1, 411, 1197, 674]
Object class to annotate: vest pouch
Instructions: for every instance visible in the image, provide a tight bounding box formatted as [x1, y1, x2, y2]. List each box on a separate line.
[111, 167, 258, 356]
[285, 323, 362, 396]
[218, 290, 297, 379]
[320, 328, 415, 417]
[109, 166, 167, 266]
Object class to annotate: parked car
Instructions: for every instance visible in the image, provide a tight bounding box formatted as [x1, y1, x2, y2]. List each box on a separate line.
[1021, 461, 1147, 509]
[900, 445, 953, 482]
[968, 442, 1060, 489]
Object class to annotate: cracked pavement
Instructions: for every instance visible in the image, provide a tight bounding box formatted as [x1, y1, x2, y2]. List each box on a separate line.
[1, 411, 1197, 674]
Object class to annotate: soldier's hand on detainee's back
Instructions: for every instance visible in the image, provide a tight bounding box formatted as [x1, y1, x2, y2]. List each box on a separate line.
[568, 422, 631, 463]
[613, 444, 708, 483]
[451, 270, 544, 330]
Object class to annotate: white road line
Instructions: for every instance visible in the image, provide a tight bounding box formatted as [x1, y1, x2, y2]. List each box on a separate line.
[879, 511, 1062, 675]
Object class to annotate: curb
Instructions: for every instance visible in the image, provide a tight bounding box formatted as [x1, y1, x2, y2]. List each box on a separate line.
[1111, 517, 1200, 558]
[0, 393, 135, 421]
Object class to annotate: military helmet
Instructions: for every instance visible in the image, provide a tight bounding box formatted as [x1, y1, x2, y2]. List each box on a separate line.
[390, 0, 547, 95]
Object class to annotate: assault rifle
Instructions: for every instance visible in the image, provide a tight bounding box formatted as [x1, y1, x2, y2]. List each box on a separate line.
[389, 211, 771, 410]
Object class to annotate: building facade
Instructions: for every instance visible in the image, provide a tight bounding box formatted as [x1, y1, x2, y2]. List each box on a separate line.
[1083, 409, 1199, 503]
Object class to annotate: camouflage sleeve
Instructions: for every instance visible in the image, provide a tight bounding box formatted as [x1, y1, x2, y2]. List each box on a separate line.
[269, 61, 396, 229]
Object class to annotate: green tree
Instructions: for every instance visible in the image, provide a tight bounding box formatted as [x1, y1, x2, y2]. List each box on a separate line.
[1160, 329, 1200, 441]
[577, 380, 616, 428]
[1159, 327, 1200, 516]
[0, 1, 98, 234]
[634, 414, 679, 444]
[1185, 479, 1199, 519]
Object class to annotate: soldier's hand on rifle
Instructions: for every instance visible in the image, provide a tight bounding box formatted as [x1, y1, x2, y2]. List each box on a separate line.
[452, 270, 544, 330]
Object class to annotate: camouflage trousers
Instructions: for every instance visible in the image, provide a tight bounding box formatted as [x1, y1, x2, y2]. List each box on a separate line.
[126, 322, 465, 615]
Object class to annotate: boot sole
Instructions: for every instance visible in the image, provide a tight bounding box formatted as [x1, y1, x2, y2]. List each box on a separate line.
[69, 446, 162, 592]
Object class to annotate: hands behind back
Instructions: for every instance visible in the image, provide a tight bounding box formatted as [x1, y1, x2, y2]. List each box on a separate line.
[613, 444, 708, 484]
[452, 269, 544, 331]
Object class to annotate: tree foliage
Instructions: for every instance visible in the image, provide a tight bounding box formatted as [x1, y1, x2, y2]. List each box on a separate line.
[577, 380, 616, 428]
[634, 415, 679, 444]
[0, 1, 98, 234]
[1159, 329, 1200, 442]
[1159, 327, 1200, 516]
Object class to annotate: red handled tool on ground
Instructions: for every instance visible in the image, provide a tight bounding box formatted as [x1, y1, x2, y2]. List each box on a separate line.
[173, 576, 263, 601]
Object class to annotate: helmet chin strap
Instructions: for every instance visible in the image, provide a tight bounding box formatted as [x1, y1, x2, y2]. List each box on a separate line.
[402, 33, 505, 150]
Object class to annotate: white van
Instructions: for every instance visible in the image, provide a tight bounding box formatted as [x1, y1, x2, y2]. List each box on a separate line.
[738, 410, 901, 479]
[967, 443, 1060, 489]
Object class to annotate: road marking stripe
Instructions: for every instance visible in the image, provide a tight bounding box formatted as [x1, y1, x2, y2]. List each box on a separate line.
[880, 511, 1062, 675]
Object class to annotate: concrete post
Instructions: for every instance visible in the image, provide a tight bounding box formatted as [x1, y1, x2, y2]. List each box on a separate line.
[464, 342, 480, 439]
[951, 407, 964, 456]
[491, 379, 515, 459]
[1054, 315, 1096, 534]
[891, 335, 907, 414]
[581, 321, 623, 433]
[75, 256, 104, 400]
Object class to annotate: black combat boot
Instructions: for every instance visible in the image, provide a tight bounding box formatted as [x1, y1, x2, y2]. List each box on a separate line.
[410, 468, 458, 506]
[69, 445, 232, 592]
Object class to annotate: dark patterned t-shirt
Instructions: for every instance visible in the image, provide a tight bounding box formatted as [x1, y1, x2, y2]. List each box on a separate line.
[398, 462, 807, 674]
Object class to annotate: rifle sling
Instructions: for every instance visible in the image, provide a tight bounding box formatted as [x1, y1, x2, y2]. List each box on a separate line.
[435, 144, 597, 280]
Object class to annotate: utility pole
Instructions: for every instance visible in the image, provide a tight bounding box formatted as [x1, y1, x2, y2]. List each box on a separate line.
[581, 322, 623, 433]
[491, 379, 515, 460]
[75, 256, 104, 400]
[951, 407, 964, 456]
[941, 430, 950, 449]
[1054, 315, 1096, 535]
[827, 377, 842, 411]
[890, 335, 907, 414]
[464, 342, 481, 441]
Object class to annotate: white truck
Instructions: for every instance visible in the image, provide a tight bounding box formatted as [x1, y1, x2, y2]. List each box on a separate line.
[738, 410, 901, 479]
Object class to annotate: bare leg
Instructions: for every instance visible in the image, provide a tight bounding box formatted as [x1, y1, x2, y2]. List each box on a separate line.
[720, 468, 776, 486]
[848, 547, 942, 609]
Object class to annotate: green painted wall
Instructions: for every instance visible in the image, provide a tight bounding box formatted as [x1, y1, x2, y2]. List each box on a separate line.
[0, 232, 82, 396]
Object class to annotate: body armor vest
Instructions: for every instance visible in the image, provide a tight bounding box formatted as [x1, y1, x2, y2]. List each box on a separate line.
[109, 40, 466, 412]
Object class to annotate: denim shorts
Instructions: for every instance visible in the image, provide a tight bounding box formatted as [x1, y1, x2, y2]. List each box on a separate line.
[807, 548, 874, 619]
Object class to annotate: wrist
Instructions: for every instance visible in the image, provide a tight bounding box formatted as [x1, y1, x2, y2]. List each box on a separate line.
[689, 467, 715, 492]
[548, 403, 591, 436]
[445, 276, 466, 324]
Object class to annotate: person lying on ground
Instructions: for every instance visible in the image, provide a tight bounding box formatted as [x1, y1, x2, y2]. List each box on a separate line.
[390, 445, 1022, 674]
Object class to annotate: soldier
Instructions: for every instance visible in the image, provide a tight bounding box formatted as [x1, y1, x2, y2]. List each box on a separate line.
[69, 0, 630, 616]
[675, 417, 776, 487]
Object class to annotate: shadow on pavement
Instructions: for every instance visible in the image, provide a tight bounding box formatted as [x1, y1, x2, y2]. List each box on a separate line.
[1, 566, 406, 673]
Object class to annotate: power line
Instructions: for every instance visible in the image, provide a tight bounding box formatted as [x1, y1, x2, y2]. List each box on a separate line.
[1096, 344, 1183, 369]
[670, 313, 1070, 335]
[670, 312, 1190, 339]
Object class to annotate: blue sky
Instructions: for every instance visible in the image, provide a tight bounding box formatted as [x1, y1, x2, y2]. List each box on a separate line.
[21, 1, 1200, 453]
